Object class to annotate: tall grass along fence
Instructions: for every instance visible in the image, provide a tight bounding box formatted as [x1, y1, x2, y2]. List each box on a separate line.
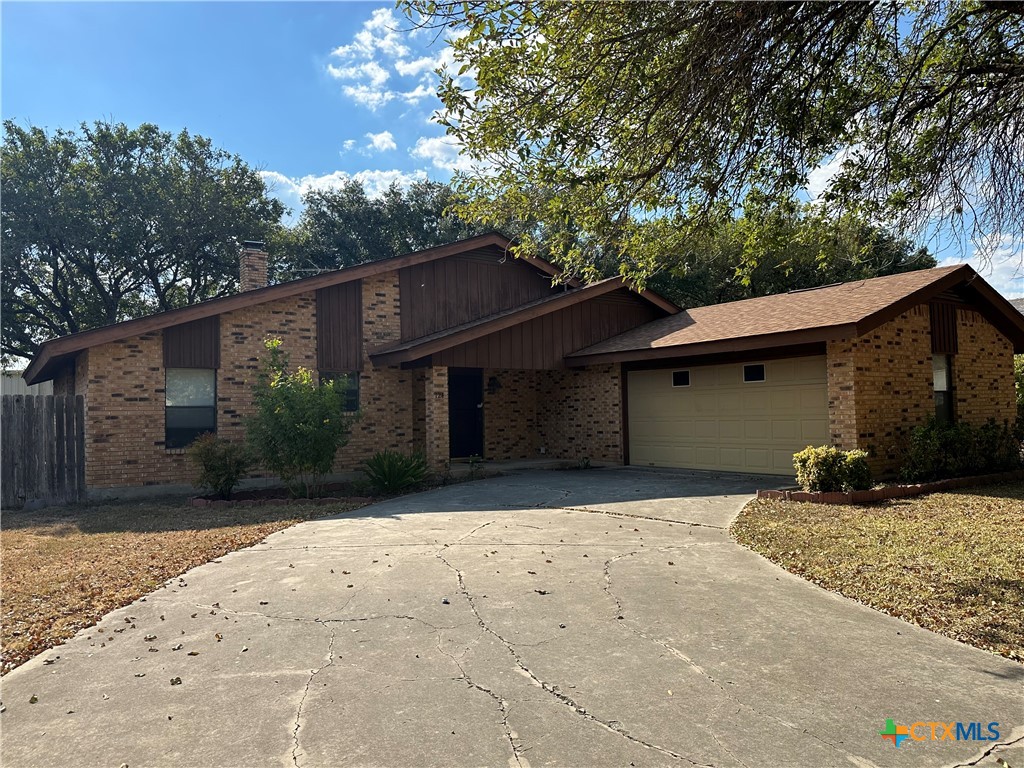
[1, 395, 85, 509]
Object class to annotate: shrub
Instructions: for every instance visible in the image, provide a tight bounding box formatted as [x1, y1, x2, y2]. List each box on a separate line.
[793, 445, 873, 493]
[187, 433, 253, 499]
[246, 339, 358, 498]
[363, 450, 429, 494]
[899, 418, 1022, 482]
[843, 449, 873, 491]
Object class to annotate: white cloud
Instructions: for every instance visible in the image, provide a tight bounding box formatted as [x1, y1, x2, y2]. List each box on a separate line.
[395, 54, 438, 78]
[939, 233, 1024, 298]
[341, 84, 394, 111]
[325, 7, 465, 115]
[365, 130, 397, 152]
[410, 136, 472, 172]
[327, 60, 390, 88]
[806, 148, 854, 201]
[340, 139, 357, 154]
[400, 84, 435, 104]
[260, 168, 429, 217]
[330, 8, 410, 61]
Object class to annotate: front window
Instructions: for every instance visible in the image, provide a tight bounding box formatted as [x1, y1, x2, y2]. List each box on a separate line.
[932, 354, 954, 424]
[165, 368, 216, 448]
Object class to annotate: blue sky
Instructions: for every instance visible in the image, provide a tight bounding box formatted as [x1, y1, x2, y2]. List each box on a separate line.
[2, 1, 1022, 297]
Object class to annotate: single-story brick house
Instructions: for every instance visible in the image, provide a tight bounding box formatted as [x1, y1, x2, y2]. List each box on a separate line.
[23, 233, 1024, 489]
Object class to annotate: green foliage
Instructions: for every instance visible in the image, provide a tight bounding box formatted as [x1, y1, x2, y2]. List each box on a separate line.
[793, 446, 872, 493]
[405, 1, 1024, 283]
[843, 451, 874, 492]
[899, 419, 1022, 483]
[186, 434, 253, 500]
[246, 339, 357, 498]
[648, 197, 935, 308]
[1, 120, 285, 362]
[271, 179, 487, 281]
[362, 450, 429, 494]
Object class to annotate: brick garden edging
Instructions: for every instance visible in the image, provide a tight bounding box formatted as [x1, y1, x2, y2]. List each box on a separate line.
[190, 496, 373, 508]
[757, 468, 1024, 505]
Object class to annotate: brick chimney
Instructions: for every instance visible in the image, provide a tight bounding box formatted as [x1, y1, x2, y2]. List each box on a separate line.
[239, 240, 268, 291]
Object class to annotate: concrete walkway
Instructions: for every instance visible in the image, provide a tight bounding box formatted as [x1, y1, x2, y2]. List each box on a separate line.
[2, 468, 1021, 768]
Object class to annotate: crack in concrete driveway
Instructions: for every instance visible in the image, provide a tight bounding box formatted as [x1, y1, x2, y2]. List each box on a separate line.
[2, 468, 1021, 768]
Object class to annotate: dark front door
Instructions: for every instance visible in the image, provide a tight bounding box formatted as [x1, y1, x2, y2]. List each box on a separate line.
[448, 368, 484, 458]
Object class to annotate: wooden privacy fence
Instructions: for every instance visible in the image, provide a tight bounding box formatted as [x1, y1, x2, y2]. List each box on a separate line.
[1, 394, 85, 508]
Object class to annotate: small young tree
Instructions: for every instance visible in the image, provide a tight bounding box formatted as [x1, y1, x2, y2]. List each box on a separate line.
[246, 338, 357, 497]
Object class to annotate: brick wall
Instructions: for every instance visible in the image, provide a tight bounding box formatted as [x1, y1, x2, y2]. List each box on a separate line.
[80, 275, 418, 489]
[482, 369, 539, 460]
[953, 308, 1016, 425]
[218, 292, 318, 442]
[341, 273, 415, 466]
[537, 365, 623, 463]
[827, 303, 1016, 476]
[82, 331, 190, 488]
[826, 305, 933, 473]
[420, 367, 450, 469]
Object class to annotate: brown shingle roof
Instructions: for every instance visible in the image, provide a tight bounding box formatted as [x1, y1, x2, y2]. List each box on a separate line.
[568, 264, 1024, 363]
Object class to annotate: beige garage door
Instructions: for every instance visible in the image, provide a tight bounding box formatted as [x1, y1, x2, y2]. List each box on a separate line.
[627, 356, 829, 475]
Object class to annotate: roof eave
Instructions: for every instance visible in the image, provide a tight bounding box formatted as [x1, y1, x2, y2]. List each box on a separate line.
[370, 278, 630, 366]
[565, 324, 858, 367]
[23, 232, 520, 384]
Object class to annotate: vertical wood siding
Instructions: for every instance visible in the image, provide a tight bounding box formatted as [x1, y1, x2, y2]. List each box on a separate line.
[317, 280, 363, 371]
[163, 316, 220, 368]
[930, 301, 959, 354]
[432, 289, 661, 369]
[399, 248, 560, 341]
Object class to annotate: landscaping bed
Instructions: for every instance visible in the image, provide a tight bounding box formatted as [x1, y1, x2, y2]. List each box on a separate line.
[732, 481, 1024, 662]
[0, 497, 363, 674]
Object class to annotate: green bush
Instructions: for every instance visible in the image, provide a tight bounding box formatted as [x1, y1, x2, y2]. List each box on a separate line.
[246, 338, 358, 498]
[363, 450, 429, 494]
[899, 418, 1022, 482]
[843, 450, 873, 491]
[793, 445, 873, 493]
[187, 433, 253, 500]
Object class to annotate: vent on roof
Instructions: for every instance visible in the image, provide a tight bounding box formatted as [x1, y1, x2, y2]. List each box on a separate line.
[787, 282, 843, 294]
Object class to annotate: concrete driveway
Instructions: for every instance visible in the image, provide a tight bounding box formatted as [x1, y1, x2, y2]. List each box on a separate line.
[2, 468, 1022, 768]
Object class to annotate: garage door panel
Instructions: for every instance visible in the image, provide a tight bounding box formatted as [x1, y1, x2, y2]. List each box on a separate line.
[719, 420, 744, 439]
[628, 356, 828, 476]
[744, 420, 771, 439]
[801, 418, 828, 440]
[745, 449, 771, 470]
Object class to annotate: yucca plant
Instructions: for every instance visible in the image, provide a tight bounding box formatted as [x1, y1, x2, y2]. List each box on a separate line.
[363, 450, 429, 494]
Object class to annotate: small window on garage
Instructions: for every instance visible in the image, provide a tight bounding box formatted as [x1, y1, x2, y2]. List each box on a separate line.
[671, 370, 690, 387]
[743, 363, 766, 383]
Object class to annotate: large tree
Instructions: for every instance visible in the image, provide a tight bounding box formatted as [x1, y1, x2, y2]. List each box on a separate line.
[406, 0, 1024, 282]
[647, 195, 937, 309]
[1, 120, 284, 362]
[271, 178, 485, 279]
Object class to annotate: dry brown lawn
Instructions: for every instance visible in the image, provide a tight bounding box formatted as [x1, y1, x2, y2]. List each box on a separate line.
[732, 482, 1024, 662]
[1, 498, 360, 674]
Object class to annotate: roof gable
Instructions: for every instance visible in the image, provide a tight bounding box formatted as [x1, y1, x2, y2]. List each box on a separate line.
[23, 233, 678, 384]
[567, 265, 1024, 364]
